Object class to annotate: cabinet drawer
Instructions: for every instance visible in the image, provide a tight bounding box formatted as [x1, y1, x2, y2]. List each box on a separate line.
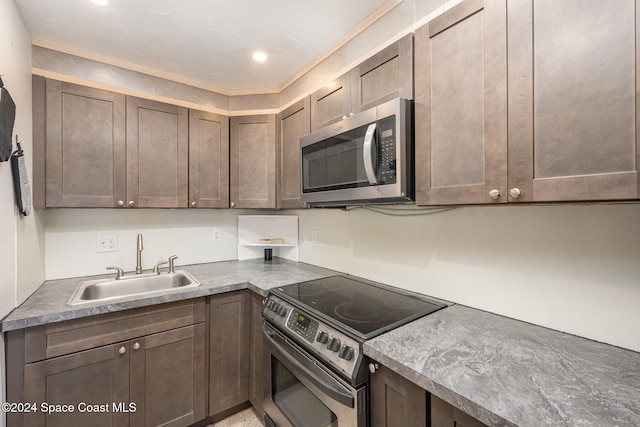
[24, 298, 205, 363]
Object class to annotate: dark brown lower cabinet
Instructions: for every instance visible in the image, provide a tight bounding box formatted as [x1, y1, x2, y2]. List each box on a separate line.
[6, 299, 206, 427]
[208, 291, 250, 418]
[431, 395, 487, 427]
[23, 343, 130, 427]
[249, 292, 265, 415]
[370, 361, 487, 427]
[129, 325, 206, 427]
[369, 362, 427, 427]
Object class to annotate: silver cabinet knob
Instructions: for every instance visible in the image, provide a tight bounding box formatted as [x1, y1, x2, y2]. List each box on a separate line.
[119, 346, 126, 354]
[128, 200, 135, 207]
[117, 200, 124, 207]
[191, 201, 196, 207]
[489, 189, 500, 200]
[133, 342, 141, 350]
[368, 363, 378, 374]
[509, 188, 522, 199]
[230, 202, 236, 208]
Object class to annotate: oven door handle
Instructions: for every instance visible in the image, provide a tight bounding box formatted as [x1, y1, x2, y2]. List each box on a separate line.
[263, 324, 355, 408]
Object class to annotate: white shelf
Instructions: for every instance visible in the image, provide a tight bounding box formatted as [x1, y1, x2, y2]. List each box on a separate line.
[237, 215, 299, 261]
[240, 243, 298, 247]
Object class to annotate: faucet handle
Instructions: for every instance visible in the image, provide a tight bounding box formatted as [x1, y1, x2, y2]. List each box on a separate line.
[106, 266, 124, 280]
[153, 260, 169, 275]
[168, 255, 178, 274]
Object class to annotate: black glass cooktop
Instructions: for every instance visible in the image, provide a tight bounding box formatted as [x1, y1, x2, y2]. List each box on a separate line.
[272, 275, 446, 340]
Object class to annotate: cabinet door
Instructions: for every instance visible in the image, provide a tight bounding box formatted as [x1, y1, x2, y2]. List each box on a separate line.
[278, 97, 310, 209]
[32, 75, 46, 208]
[126, 96, 189, 208]
[129, 324, 206, 427]
[23, 342, 130, 427]
[508, 0, 640, 202]
[431, 395, 488, 427]
[189, 109, 230, 208]
[230, 115, 277, 208]
[249, 292, 266, 415]
[414, 0, 508, 205]
[351, 33, 414, 113]
[45, 79, 126, 207]
[310, 73, 352, 131]
[209, 291, 250, 416]
[369, 363, 426, 427]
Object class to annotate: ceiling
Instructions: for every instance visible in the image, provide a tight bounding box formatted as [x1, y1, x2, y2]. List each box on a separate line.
[15, 0, 393, 94]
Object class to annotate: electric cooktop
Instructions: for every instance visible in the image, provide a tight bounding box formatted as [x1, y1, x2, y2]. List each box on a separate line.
[271, 275, 447, 340]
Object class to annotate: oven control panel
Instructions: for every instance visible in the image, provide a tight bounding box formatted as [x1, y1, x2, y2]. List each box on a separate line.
[263, 295, 361, 380]
[287, 309, 319, 343]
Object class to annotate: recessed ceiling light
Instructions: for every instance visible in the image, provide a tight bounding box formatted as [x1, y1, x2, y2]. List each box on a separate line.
[88, 0, 111, 7]
[252, 52, 268, 63]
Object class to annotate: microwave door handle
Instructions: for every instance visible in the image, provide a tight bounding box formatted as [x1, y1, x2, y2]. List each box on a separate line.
[363, 123, 378, 185]
[263, 324, 355, 408]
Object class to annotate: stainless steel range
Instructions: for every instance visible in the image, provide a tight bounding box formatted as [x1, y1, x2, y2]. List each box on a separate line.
[262, 275, 447, 427]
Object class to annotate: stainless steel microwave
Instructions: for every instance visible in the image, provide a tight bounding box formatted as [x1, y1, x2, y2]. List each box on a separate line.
[300, 98, 413, 206]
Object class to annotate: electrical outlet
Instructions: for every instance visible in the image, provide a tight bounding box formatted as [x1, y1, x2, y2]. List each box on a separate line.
[311, 230, 318, 244]
[212, 228, 221, 242]
[97, 235, 118, 253]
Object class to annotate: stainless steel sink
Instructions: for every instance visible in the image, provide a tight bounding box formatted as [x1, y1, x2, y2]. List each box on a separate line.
[67, 270, 202, 305]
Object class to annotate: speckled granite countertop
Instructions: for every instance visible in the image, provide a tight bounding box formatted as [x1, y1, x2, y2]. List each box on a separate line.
[364, 304, 640, 427]
[0, 258, 338, 332]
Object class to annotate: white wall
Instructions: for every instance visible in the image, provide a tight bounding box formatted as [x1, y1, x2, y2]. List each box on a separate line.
[297, 204, 640, 352]
[0, 1, 37, 425]
[44, 209, 245, 279]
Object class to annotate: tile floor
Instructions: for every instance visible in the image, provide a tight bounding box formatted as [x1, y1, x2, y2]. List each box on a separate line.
[210, 407, 263, 427]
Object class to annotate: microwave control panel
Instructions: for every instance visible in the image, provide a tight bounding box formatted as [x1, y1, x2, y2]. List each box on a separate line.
[377, 117, 396, 184]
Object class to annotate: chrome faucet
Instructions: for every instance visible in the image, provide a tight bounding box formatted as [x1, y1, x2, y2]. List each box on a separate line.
[136, 233, 143, 274]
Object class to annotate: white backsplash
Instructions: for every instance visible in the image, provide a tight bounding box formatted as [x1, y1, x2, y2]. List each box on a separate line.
[43, 204, 640, 352]
[44, 209, 244, 280]
[295, 204, 640, 352]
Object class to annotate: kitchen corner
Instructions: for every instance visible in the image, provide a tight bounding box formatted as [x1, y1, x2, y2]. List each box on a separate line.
[3, 0, 640, 426]
[3, 259, 640, 427]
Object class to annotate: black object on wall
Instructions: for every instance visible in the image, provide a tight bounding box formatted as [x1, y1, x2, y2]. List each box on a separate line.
[0, 76, 17, 162]
[11, 136, 32, 216]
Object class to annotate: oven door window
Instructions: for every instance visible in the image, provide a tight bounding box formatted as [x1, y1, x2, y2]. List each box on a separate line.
[272, 356, 338, 427]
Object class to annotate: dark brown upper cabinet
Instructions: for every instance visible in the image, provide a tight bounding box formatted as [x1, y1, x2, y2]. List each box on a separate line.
[414, 0, 508, 205]
[507, 0, 640, 202]
[278, 97, 310, 209]
[230, 114, 277, 209]
[310, 72, 352, 132]
[37, 79, 192, 209]
[310, 34, 414, 132]
[415, 0, 640, 205]
[126, 96, 189, 208]
[350, 33, 414, 113]
[42, 78, 127, 208]
[188, 110, 230, 208]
